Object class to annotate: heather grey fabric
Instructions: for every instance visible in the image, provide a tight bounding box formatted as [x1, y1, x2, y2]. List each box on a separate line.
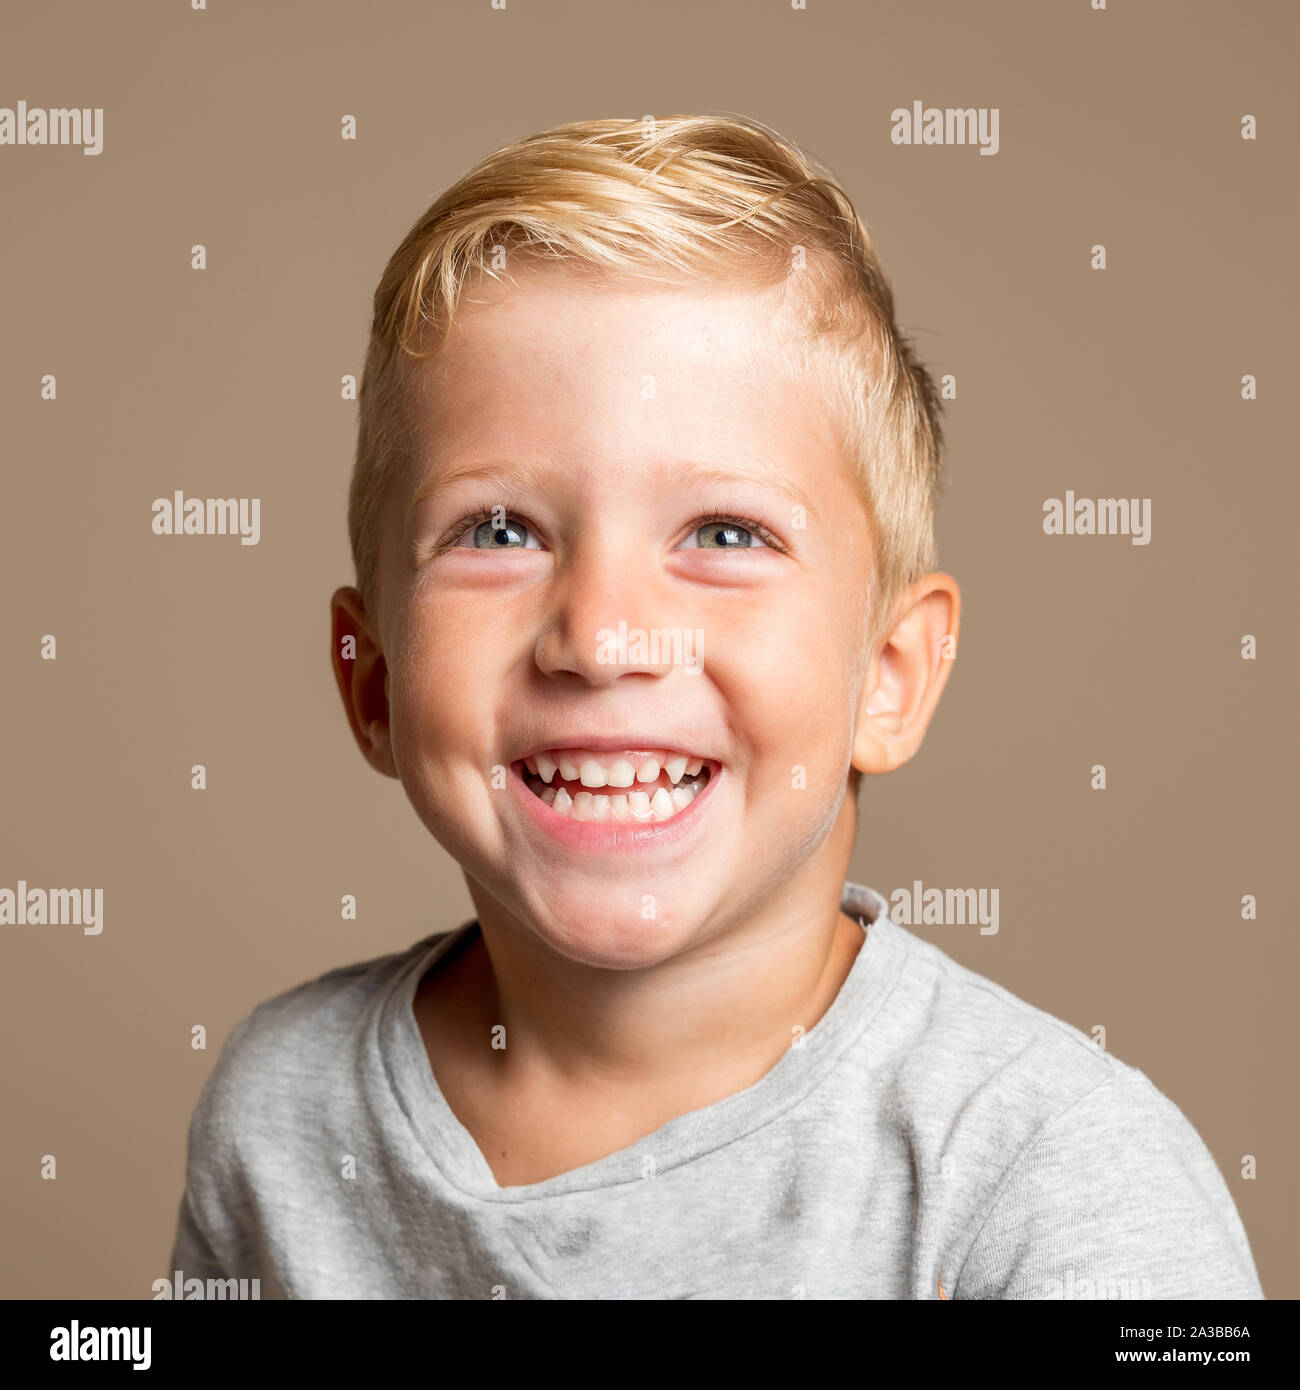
[169, 881, 1263, 1299]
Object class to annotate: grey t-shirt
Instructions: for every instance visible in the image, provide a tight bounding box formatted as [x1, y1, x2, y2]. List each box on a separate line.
[169, 881, 1264, 1299]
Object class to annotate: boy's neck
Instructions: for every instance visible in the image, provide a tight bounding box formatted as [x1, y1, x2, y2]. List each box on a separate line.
[416, 808, 864, 1103]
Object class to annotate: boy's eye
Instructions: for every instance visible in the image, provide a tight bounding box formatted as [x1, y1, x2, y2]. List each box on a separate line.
[456, 516, 542, 550]
[679, 519, 767, 550]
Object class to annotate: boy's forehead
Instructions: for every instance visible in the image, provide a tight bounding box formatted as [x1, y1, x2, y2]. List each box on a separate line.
[410, 268, 848, 499]
[430, 267, 786, 387]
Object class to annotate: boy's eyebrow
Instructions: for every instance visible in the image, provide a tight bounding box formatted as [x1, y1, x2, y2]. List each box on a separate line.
[411, 455, 558, 506]
[411, 454, 816, 510]
[665, 460, 816, 510]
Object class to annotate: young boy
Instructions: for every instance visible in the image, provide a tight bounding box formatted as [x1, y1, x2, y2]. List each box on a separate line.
[169, 114, 1263, 1300]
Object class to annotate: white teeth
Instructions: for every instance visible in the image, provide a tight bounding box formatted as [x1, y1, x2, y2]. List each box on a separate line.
[578, 759, 608, 788]
[536, 777, 707, 823]
[606, 759, 637, 788]
[526, 749, 714, 825]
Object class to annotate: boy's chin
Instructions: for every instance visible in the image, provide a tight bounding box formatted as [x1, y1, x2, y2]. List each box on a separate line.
[506, 882, 724, 971]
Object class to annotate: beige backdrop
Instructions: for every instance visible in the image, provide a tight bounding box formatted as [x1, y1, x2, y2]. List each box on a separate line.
[2, 0, 1295, 1299]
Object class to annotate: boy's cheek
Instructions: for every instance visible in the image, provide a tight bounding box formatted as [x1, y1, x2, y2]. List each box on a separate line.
[723, 610, 853, 716]
[391, 599, 512, 694]
[724, 671, 856, 801]
[386, 643, 498, 782]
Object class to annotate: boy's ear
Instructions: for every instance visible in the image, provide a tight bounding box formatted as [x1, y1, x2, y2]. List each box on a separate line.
[330, 586, 398, 778]
[852, 573, 961, 777]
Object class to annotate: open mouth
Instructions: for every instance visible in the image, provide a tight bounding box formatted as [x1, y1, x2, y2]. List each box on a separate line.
[514, 748, 716, 823]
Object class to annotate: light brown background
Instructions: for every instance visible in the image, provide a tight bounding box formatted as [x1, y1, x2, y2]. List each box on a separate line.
[2, 0, 1295, 1299]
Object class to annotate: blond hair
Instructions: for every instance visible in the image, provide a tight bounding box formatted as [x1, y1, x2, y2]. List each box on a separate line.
[350, 114, 944, 643]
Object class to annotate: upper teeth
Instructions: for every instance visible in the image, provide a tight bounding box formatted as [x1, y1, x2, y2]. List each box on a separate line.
[524, 750, 705, 787]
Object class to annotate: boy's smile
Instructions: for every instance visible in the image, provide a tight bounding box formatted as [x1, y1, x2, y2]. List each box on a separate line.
[511, 745, 721, 842]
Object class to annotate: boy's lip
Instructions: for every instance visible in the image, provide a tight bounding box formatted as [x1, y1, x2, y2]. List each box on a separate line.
[507, 757, 722, 854]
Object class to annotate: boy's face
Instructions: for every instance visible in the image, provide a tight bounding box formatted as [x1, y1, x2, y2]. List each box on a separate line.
[363, 267, 883, 969]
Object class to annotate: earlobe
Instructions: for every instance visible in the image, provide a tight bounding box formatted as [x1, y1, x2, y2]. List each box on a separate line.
[365, 716, 395, 775]
[852, 702, 905, 776]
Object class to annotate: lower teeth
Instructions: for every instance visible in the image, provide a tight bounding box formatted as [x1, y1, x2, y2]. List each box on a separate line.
[525, 768, 710, 823]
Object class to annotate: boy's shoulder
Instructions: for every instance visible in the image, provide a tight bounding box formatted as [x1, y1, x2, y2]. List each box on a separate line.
[862, 905, 1261, 1297]
[878, 909, 1125, 1086]
[870, 907, 1190, 1156]
[185, 930, 458, 1146]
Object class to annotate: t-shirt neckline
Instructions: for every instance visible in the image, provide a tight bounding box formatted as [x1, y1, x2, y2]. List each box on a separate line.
[380, 880, 907, 1204]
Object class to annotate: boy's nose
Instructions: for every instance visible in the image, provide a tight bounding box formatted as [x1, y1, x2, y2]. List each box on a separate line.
[532, 557, 684, 685]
